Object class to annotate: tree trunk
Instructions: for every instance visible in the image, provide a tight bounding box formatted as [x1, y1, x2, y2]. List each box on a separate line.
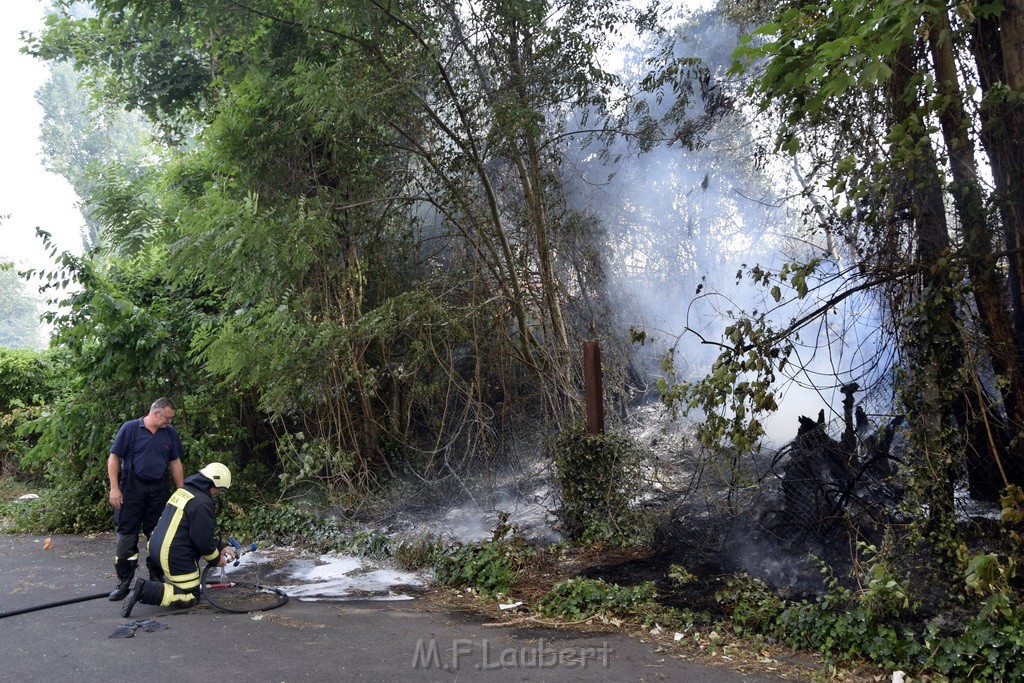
[884, 42, 959, 514]
[503, 26, 575, 424]
[973, 7, 1024, 342]
[927, 9, 1024, 492]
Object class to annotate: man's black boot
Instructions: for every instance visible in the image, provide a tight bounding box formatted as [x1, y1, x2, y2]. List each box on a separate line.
[108, 559, 136, 600]
[121, 578, 147, 618]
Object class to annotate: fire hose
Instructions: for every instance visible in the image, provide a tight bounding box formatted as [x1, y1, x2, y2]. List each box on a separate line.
[201, 538, 288, 613]
[0, 591, 111, 620]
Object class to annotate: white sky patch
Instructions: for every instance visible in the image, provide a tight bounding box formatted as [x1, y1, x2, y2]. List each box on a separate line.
[600, 0, 718, 73]
[1, 0, 85, 273]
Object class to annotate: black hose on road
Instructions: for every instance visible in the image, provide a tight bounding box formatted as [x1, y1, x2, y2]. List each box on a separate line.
[0, 591, 110, 619]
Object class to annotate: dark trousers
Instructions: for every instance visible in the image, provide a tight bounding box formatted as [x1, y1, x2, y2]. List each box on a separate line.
[113, 477, 170, 578]
[136, 574, 202, 610]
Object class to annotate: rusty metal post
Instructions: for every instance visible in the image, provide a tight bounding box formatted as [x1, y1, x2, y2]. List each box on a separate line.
[583, 341, 604, 435]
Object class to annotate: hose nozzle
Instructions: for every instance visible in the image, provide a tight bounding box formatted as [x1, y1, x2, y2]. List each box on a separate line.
[227, 537, 257, 566]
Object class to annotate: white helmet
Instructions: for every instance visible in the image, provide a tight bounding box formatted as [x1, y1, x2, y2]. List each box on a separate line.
[199, 462, 232, 489]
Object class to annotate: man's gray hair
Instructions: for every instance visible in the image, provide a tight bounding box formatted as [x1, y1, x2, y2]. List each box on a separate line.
[150, 397, 176, 413]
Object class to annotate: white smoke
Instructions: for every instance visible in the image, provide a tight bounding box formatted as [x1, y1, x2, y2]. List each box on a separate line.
[564, 5, 892, 446]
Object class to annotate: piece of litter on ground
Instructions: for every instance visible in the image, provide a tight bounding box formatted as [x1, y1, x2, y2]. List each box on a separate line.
[135, 619, 168, 632]
[250, 614, 264, 620]
[109, 619, 169, 638]
[673, 633, 684, 642]
[17, 494, 39, 501]
[498, 601, 523, 610]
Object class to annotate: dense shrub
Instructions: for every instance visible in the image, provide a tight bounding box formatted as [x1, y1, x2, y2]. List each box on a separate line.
[0, 349, 63, 479]
[433, 519, 533, 596]
[554, 426, 642, 543]
[0, 348, 60, 410]
[537, 577, 657, 621]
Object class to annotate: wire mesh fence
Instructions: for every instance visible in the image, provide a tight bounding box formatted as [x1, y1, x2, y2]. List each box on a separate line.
[631, 392, 1007, 601]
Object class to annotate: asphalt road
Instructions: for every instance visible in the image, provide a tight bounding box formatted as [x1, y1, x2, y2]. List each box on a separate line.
[0, 533, 797, 682]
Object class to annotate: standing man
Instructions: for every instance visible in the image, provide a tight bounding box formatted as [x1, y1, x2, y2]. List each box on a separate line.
[106, 397, 185, 600]
[121, 463, 234, 617]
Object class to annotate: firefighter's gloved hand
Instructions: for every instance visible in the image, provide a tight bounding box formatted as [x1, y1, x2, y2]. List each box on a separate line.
[218, 547, 235, 566]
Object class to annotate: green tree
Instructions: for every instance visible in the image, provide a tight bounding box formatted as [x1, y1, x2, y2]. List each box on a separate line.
[0, 261, 43, 350]
[24, 228, 246, 529]
[35, 61, 155, 249]
[26, 0, 667, 503]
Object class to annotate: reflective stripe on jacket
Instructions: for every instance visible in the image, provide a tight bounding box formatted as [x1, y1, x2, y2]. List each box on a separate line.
[148, 481, 220, 586]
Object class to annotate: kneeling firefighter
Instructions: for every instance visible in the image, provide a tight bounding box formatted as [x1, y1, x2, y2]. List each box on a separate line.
[122, 462, 235, 618]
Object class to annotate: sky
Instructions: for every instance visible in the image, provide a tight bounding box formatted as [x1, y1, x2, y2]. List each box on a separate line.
[1, 0, 85, 278]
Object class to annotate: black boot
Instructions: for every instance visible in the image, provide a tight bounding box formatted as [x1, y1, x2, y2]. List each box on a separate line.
[108, 559, 137, 600]
[108, 576, 132, 601]
[121, 578, 147, 618]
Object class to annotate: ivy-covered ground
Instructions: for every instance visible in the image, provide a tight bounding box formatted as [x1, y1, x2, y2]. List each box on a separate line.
[423, 543, 864, 682]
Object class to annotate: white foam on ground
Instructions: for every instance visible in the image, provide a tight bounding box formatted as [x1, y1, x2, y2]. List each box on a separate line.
[223, 549, 424, 601]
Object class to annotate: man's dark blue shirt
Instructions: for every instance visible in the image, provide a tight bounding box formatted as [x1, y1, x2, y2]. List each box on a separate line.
[111, 418, 184, 481]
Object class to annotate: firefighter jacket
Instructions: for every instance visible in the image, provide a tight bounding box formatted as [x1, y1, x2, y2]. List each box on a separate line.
[148, 473, 222, 589]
